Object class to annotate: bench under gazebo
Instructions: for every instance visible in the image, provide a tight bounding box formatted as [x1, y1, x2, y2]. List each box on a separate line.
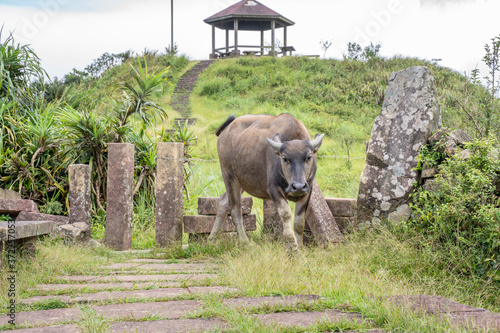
[204, 0, 295, 58]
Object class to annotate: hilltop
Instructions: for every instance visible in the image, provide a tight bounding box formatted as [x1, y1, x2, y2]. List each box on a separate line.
[55, 54, 483, 198]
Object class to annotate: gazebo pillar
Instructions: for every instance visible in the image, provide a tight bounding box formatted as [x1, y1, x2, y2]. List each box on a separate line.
[233, 19, 240, 56]
[271, 20, 275, 56]
[225, 29, 229, 53]
[283, 26, 287, 55]
[211, 25, 216, 58]
[260, 30, 264, 55]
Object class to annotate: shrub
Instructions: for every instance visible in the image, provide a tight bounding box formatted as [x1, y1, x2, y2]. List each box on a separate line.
[406, 137, 500, 280]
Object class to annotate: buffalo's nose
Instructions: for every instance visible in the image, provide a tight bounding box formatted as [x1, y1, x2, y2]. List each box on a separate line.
[290, 182, 308, 193]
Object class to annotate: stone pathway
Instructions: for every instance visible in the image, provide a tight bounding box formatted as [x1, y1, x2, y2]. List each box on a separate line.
[2, 257, 499, 332]
[171, 60, 215, 127]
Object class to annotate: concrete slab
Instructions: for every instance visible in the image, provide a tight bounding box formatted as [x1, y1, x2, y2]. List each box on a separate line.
[183, 214, 256, 234]
[57, 273, 218, 283]
[0, 221, 55, 241]
[34, 281, 181, 292]
[224, 295, 321, 309]
[0, 308, 80, 326]
[22, 288, 188, 304]
[6, 324, 80, 333]
[109, 318, 226, 333]
[94, 300, 201, 320]
[187, 286, 238, 295]
[0, 199, 38, 215]
[198, 196, 253, 215]
[386, 295, 500, 331]
[16, 212, 69, 226]
[254, 310, 364, 327]
[103, 262, 217, 272]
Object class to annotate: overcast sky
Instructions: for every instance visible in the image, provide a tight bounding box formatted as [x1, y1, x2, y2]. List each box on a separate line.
[0, 0, 498, 79]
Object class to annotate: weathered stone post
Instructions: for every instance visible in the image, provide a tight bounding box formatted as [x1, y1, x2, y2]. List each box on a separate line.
[357, 66, 441, 226]
[156, 142, 184, 246]
[68, 164, 91, 238]
[263, 199, 282, 240]
[105, 143, 135, 251]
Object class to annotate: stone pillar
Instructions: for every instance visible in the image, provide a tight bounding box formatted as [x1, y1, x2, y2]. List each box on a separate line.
[105, 143, 134, 251]
[68, 164, 91, 238]
[305, 179, 344, 245]
[263, 199, 282, 240]
[357, 66, 441, 227]
[156, 142, 184, 246]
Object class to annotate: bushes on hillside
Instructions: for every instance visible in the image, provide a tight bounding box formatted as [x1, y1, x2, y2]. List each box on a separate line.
[406, 137, 500, 280]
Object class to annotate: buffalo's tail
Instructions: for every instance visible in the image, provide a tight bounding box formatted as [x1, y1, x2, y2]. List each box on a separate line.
[215, 115, 236, 137]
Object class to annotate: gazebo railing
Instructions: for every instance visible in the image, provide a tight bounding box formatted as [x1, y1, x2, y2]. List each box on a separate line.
[214, 45, 280, 57]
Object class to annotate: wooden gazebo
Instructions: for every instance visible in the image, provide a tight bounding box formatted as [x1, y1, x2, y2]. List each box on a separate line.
[204, 0, 295, 58]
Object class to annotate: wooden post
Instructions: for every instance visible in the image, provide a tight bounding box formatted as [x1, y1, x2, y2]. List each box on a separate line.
[155, 142, 184, 246]
[226, 29, 229, 53]
[234, 19, 239, 53]
[105, 143, 135, 251]
[271, 20, 275, 56]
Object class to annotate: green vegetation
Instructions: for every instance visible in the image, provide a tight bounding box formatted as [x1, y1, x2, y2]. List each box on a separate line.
[408, 137, 500, 283]
[1, 32, 500, 331]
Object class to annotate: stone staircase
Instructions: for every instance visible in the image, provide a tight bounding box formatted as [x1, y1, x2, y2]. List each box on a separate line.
[171, 60, 215, 127]
[3, 255, 499, 332]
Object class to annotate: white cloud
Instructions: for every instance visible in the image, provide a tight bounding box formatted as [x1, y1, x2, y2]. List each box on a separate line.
[1, 0, 498, 79]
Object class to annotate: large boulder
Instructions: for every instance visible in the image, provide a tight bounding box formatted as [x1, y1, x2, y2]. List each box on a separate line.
[357, 66, 441, 226]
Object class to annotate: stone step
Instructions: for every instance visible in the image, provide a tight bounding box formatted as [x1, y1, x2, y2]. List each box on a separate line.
[109, 318, 226, 333]
[56, 273, 218, 283]
[9, 325, 79, 332]
[253, 310, 365, 328]
[4, 295, 321, 327]
[0, 300, 201, 328]
[0, 199, 38, 215]
[33, 281, 182, 292]
[102, 262, 217, 272]
[22, 286, 237, 305]
[174, 118, 196, 126]
[183, 214, 257, 234]
[197, 196, 253, 215]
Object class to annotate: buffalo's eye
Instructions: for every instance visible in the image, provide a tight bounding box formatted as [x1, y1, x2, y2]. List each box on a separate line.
[282, 156, 289, 163]
[306, 155, 312, 162]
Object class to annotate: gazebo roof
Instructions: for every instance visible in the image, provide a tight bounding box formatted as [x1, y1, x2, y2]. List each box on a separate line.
[204, 0, 294, 31]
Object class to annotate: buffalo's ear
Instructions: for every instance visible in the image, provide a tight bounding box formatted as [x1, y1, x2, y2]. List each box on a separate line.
[266, 133, 282, 155]
[310, 133, 324, 154]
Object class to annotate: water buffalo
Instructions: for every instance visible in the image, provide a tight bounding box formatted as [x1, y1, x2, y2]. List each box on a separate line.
[208, 114, 324, 250]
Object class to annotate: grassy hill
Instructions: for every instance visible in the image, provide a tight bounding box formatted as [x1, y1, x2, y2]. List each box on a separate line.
[58, 54, 479, 200]
[178, 56, 473, 199]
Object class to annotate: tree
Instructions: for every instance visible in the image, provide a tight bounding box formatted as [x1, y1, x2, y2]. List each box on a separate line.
[320, 39, 333, 59]
[483, 35, 500, 136]
[343, 41, 382, 61]
[456, 34, 500, 138]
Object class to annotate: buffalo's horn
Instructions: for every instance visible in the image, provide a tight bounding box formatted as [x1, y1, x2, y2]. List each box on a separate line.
[310, 133, 325, 152]
[266, 133, 283, 152]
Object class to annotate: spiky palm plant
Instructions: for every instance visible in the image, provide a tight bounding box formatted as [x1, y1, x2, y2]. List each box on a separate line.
[113, 56, 169, 141]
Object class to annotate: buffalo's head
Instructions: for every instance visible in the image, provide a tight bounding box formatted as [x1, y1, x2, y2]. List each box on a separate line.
[266, 133, 324, 196]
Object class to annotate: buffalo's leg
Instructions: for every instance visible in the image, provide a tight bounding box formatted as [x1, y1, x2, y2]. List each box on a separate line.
[227, 182, 248, 244]
[293, 193, 311, 248]
[208, 192, 230, 240]
[270, 191, 297, 251]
